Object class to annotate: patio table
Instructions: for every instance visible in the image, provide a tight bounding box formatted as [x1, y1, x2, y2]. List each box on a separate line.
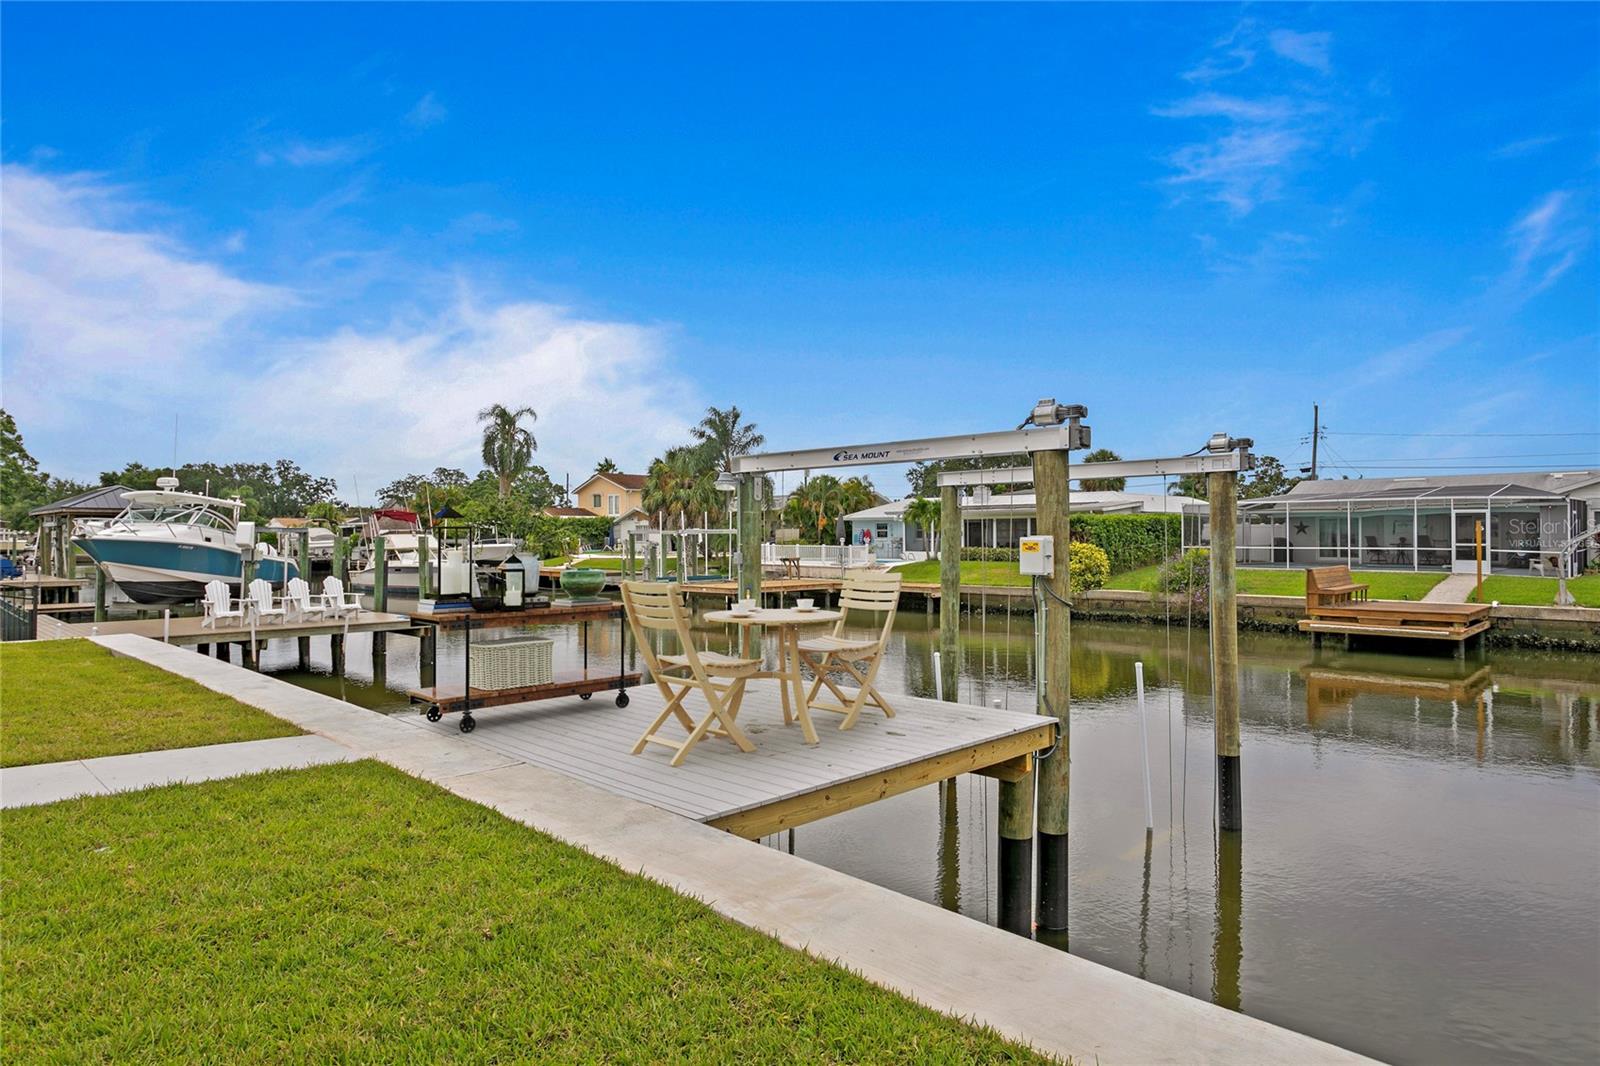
[705, 606, 840, 746]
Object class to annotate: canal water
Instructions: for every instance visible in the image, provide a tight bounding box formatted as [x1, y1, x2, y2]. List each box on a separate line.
[256, 603, 1600, 1064]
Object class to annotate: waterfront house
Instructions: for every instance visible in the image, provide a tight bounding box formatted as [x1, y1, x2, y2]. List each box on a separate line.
[845, 487, 1202, 560]
[1183, 470, 1600, 576]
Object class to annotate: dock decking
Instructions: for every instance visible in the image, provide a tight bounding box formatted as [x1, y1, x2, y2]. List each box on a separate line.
[404, 680, 1054, 839]
[41, 610, 425, 645]
[1298, 600, 1491, 643]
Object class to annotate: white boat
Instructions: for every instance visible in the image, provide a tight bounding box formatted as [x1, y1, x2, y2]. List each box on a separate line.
[71, 478, 297, 604]
[471, 533, 519, 566]
[0, 528, 36, 556]
[350, 529, 440, 593]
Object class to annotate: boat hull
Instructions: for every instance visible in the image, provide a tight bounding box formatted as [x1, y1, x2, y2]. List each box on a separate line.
[73, 537, 296, 605]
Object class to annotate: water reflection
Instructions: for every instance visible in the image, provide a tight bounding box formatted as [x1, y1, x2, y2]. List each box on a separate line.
[255, 606, 1600, 1064]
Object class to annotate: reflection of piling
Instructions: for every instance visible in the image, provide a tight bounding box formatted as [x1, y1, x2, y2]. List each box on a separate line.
[1213, 828, 1243, 1012]
[1209, 470, 1242, 832]
[937, 778, 960, 913]
[1138, 828, 1154, 979]
[1033, 448, 1071, 932]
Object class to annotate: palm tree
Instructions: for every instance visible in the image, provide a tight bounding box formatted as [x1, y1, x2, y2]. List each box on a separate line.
[691, 405, 765, 471]
[478, 404, 538, 497]
[903, 496, 941, 557]
[1079, 448, 1126, 492]
[594, 457, 618, 475]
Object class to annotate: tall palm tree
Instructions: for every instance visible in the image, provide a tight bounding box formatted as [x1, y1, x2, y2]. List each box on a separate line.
[594, 457, 618, 475]
[1078, 448, 1125, 492]
[903, 496, 941, 556]
[691, 405, 765, 471]
[478, 404, 538, 497]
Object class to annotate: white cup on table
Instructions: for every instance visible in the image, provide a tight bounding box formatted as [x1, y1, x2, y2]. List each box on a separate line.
[796, 598, 814, 610]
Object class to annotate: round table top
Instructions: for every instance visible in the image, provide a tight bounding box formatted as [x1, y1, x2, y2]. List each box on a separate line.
[705, 607, 841, 626]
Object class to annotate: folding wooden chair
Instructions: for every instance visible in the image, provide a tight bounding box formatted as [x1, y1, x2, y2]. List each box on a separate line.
[796, 571, 902, 730]
[621, 581, 763, 767]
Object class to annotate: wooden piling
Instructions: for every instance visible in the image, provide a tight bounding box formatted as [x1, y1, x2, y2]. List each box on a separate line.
[333, 533, 349, 586]
[93, 567, 108, 623]
[296, 529, 311, 592]
[1213, 827, 1243, 1010]
[938, 485, 962, 700]
[1032, 448, 1071, 930]
[37, 520, 53, 576]
[416, 531, 431, 600]
[736, 474, 762, 595]
[297, 635, 311, 670]
[215, 642, 229, 661]
[1208, 469, 1242, 832]
[330, 633, 345, 675]
[373, 534, 387, 613]
[997, 776, 1034, 937]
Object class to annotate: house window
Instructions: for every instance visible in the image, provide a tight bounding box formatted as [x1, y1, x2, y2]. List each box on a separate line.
[876, 523, 890, 539]
[608, 494, 620, 516]
[591, 493, 603, 509]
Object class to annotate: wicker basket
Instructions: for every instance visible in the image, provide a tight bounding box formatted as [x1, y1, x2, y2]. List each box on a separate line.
[469, 636, 554, 690]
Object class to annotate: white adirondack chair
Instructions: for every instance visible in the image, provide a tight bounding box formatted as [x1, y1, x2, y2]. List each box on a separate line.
[246, 578, 287, 625]
[320, 576, 361, 618]
[283, 577, 326, 622]
[201, 579, 244, 629]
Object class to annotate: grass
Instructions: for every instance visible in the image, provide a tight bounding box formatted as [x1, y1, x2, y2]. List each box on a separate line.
[0, 639, 300, 768]
[1104, 566, 1449, 601]
[1467, 573, 1600, 607]
[892, 559, 1033, 587]
[1, 761, 1050, 1064]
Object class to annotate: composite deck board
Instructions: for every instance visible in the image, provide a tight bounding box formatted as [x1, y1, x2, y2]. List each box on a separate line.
[401, 678, 1048, 824]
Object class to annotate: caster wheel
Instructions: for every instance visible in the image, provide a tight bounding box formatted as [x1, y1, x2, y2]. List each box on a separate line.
[459, 714, 476, 734]
[579, 692, 592, 701]
[426, 706, 442, 722]
[615, 691, 630, 708]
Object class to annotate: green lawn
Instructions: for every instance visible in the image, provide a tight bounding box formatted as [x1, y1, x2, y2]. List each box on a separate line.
[892, 560, 1033, 587]
[0, 640, 301, 768]
[2, 761, 1049, 1063]
[1467, 574, 1600, 607]
[1104, 566, 1449, 601]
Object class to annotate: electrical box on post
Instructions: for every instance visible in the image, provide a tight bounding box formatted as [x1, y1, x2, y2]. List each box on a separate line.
[1019, 535, 1053, 575]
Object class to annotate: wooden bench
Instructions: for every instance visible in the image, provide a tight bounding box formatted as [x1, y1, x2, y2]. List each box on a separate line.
[1305, 565, 1369, 611]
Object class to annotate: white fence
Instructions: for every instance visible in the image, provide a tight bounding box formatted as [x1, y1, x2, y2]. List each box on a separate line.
[762, 543, 875, 568]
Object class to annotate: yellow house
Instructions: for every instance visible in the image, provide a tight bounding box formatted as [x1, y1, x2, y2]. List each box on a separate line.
[570, 472, 646, 520]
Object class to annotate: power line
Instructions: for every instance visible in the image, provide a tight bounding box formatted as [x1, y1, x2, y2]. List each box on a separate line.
[1330, 451, 1600, 462]
[1325, 430, 1600, 438]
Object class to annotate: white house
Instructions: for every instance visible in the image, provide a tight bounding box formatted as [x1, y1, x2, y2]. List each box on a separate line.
[1183, 469, 1600, 577]
[845, 487, 1204, 559]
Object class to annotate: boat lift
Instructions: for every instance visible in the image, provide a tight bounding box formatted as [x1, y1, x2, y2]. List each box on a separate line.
[729, 399, 1255, 936]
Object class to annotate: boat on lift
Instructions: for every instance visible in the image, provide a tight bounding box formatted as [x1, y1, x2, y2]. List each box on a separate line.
[349, 509, 438, 594]
[71, 477, 297, 604]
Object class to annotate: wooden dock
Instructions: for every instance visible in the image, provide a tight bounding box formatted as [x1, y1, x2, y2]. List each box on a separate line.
[407, 600, 621, 630]
[1298, 600, 1491, 645]
[405, 681, 1054, 838]
[679, 577, 842, 604]
[40, 610, 425, 645]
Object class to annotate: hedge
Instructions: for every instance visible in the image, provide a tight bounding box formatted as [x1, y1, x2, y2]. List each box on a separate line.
[1069, 513, 1180, 574]
[961, 514, 1180, 573]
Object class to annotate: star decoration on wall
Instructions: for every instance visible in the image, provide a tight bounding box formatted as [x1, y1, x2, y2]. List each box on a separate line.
[1294, 521, 1309, 535]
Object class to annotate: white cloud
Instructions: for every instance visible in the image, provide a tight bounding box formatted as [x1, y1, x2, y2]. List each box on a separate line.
[1268, 30, 1332, 74]
[0, 166, 699, 488]
[257, 137, 367, 167]
[1, 165, 286, 423]
[406, 92, 448, 128]
[1491, 134, 1559, 160]
[1498, 190, 1587, 303]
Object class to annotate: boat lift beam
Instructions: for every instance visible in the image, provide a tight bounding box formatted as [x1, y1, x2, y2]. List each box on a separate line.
[728, 426, 1078, 475]
[936, 448, 1252, 488]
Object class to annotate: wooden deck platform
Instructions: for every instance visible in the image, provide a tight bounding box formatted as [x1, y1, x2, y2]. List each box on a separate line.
[403, 680, 1055, 838]
[41, 610, 425, 645]
[408, 600, 620, 630]
[1298, 600, 1491, 643]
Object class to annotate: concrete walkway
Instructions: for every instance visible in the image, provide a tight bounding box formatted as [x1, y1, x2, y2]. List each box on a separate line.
[1423, 573, 1477, 602]
[1, 734, 353, 809]
[81, 633, 1374, 1065]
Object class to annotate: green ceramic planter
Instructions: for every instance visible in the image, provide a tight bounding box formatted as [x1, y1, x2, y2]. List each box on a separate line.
[559, 567, 607, 598]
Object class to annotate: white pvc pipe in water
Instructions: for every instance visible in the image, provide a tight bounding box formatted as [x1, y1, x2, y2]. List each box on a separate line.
[1136, 661, 1153, 831]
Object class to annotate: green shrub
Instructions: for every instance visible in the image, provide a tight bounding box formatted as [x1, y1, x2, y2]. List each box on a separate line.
[960, 546, 1019, 562]
[1069, 542, 1111, 594]
[1158, 548, 1210, 603]
[1071, 513, 1181, 574]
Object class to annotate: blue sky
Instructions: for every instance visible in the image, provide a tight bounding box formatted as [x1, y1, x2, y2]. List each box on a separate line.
[3, 2, 1596, 499]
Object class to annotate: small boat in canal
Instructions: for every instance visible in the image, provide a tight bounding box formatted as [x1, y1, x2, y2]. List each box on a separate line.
[71, 477, 297, 604]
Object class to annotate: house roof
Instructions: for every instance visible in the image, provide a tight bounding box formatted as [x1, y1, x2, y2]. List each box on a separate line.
[29, 484, 133, 518]
[543, 506, 597, 518]
[575, 471, 647, 493]
[1267, 470, 1600, 504]
[843, 491, 1202, 523]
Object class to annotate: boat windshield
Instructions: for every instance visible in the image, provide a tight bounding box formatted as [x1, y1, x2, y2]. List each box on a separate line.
[117, 504, 237, 529]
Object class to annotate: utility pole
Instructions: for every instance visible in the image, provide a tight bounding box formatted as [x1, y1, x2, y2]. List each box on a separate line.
[1310, 403, 1320, 481]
